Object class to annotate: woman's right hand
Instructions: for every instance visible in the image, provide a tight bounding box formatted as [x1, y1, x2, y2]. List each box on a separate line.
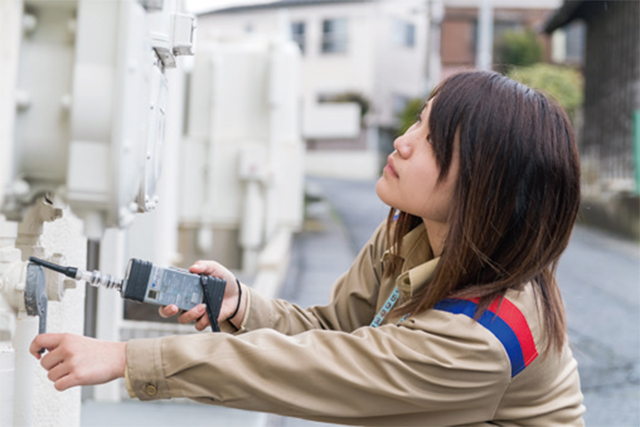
[158, 260, 246, 331]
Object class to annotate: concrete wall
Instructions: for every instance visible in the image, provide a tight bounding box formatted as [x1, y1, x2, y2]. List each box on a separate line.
[33, 211, 87, 426]
[580, 194, 640, 241]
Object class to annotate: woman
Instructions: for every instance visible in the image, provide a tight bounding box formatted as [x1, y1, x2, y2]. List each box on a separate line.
[31, 70, 585, 426]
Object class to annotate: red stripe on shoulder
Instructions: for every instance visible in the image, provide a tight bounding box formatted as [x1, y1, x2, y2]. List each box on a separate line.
[471, 296, 538, 367]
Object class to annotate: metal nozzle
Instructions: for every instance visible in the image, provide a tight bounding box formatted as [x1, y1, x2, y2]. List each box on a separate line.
[29, 256, 123, 292]
[77, 269, 122, 291]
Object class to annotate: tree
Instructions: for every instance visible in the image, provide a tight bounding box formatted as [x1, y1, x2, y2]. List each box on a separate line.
[507, 63, 584, 120]
[495, 29, 543, 72]
[396, 98, 424, 136]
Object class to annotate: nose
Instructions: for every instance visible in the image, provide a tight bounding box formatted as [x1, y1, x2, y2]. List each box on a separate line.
[393, 134, 412, 158]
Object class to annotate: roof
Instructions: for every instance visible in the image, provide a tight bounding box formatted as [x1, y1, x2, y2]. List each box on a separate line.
[544, 0, 610, 33]
[199, 0, 367, 15]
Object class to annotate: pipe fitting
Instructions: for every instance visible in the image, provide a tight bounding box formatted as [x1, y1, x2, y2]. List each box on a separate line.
[0, 260, 28, 312]
[44, 253, 76, 302]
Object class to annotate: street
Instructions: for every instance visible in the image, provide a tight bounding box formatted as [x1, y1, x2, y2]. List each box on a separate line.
[558, 225, 640, 426]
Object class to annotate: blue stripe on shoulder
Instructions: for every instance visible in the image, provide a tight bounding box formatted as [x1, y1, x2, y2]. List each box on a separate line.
[433, 299, 526, 377]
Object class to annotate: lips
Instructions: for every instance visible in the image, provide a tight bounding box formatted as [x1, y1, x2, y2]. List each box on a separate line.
[385, 156, 398, 178]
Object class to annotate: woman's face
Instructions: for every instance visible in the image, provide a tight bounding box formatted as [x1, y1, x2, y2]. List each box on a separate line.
[376, 100, 459, 227]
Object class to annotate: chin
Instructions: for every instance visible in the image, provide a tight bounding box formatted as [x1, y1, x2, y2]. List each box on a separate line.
[375, 179, 393, 207]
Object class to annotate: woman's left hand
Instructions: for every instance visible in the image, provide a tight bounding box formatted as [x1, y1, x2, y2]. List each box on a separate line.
[30, 333, 126, 391]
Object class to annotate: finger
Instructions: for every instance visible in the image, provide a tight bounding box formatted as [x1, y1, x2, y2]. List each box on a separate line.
[189, 260, 223, 276]
[158, 305, 179, 318]
[30, 333, 61, 358]
[177, 304, 207, 324]
[53, 372, 77, 392]
[189, 261, 206, 273]
[47, 360, 70, 383]
[40, 348, 66, 371]
[195, 313, 211, 331]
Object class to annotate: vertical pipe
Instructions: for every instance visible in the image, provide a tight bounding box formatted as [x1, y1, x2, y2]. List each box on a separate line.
[426, 0, 443, 93]
[634, 109, 640, 195]
[240, 181, 264, 274]
[93, 229, 125, 402]
[0, 0, 22, 209]
[0, 344, 15, 427]
[13, 310, 39, 427]
[0, 217, 20, 427]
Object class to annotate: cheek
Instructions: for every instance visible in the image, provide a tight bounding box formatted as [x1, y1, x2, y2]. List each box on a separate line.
[412, 171, 456, 221]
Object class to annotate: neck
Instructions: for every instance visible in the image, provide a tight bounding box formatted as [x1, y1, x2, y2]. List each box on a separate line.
[422, 218, 448, 257]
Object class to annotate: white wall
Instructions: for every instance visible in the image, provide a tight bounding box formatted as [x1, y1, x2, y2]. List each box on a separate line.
[373, 0, 430, 126]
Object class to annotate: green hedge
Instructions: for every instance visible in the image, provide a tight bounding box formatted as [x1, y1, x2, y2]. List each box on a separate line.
[507, 63, 584, 119]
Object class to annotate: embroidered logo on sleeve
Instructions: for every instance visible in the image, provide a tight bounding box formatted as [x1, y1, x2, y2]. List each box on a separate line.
[433, 297, 539, 377]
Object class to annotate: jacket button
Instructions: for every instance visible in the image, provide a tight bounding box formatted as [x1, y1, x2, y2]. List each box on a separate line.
[145, 384, 158, 396]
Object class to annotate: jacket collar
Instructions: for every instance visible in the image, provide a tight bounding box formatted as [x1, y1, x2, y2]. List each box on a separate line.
[383, 222, 439, 298]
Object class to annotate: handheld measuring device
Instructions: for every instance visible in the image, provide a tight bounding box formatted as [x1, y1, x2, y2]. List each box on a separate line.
[29, 257, 226, 332]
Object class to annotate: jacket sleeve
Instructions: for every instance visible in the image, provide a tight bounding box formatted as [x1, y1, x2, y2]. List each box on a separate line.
[126, 309, 512, 426]
[238, 221, 388, 335]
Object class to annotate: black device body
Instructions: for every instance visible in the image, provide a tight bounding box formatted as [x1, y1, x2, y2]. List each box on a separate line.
[122, 259, 226, 332]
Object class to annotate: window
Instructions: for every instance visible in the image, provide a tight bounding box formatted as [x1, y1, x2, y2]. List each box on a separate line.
[494, 21, 523, 40]
[322, 18, 348, 53]
[291, 22, 306, 54]
[564, 21, 585, 63]
[393, 19, 416, 48]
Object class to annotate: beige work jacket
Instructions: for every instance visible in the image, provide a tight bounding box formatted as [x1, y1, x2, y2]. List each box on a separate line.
[126, 221, 585, 426]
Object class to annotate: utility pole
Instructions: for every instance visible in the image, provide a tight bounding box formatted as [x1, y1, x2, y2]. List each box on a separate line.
[476, 0, 494, 70]
[425, 0, 444, 93]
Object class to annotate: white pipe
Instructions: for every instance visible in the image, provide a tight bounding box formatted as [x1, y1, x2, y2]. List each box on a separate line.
[0, 216, 20, 427]
[93, 228, 126, 402]
[13, 310, 39, 427]
[240, 181, 264, 274]
[0, 0, 22, 209]
[0, 344, 15, 427]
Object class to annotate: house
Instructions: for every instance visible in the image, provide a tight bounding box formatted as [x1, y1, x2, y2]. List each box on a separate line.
[197, 0, 435, 179]
[544, 0, 640, 238]
[440, 0, 561, 79]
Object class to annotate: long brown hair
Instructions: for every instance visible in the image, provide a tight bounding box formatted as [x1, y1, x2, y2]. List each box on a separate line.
[387, 70, 581, 353]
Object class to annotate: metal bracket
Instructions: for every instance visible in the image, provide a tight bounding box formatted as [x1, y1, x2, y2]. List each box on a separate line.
[24, 263, 48, 335]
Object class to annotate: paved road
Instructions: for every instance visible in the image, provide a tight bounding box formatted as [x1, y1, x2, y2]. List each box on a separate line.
[557, 226, 640, 426]
[274, 176, 640, 427]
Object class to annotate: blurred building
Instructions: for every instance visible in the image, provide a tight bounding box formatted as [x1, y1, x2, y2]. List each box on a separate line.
[545, 0, 640, 239]
[440, 0, 561, 79]
[197, 0, 435, 179]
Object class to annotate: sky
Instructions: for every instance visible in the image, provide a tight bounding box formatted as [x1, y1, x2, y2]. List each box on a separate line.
[185, 0, 274, 13]
[185, 0, 563, 13]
